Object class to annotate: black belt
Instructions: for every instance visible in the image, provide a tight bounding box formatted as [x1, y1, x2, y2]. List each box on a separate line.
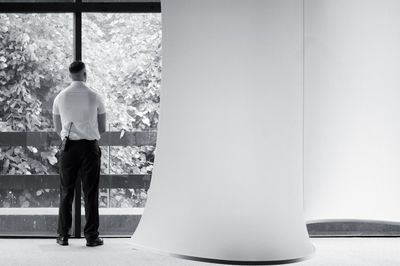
[69, 139, 97, 143]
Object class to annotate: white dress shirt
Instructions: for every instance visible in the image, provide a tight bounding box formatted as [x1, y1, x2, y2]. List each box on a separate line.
[53, 81, 106, 140]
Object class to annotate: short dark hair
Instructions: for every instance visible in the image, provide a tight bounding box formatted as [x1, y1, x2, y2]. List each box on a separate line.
[69, 61, 85, 74]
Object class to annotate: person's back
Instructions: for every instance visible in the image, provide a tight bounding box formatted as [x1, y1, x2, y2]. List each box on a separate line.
[54, 81, 105, 140]
[53, 61, 106, 247]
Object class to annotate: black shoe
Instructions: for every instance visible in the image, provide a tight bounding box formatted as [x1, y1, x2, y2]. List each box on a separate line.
[86, 237, 104, 247]
[56, 235, 69, 246]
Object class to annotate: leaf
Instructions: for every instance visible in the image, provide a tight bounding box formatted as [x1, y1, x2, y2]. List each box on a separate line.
[117, 95, 125, 103]
[142, 117, 150, 126]
[48, 155, 57, 165]
[9, 167, 15, 175]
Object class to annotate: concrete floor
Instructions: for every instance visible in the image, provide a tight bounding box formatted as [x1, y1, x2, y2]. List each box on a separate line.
[1, 237, 400, 266]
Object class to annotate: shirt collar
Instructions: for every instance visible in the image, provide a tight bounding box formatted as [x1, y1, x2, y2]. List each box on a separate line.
[71, 81, 85, 85]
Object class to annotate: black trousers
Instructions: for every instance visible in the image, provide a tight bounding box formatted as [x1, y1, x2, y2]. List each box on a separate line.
[57, 139, 101, 240]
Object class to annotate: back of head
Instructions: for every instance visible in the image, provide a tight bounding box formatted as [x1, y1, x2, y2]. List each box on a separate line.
[69, 61, 86, 81]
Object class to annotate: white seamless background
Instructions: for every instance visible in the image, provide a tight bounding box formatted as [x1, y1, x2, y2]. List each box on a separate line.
[304, 0, 400, 222]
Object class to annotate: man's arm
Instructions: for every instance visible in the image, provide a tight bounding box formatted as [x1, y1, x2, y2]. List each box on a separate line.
[52, 96, 62, 137]
[97, 94, 106, 135]
[53, 114, 62, 137]
[98, 113, 106, 134]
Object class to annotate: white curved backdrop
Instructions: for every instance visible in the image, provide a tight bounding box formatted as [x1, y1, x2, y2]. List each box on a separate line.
[304, 0, 400, 222]
[131, 0, 314, 263]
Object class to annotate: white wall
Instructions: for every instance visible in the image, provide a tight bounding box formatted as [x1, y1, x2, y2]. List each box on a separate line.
[304, 0, 400, 221]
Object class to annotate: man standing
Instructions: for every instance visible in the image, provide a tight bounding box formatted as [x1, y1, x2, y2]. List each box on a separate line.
[53, 61, 106, 247]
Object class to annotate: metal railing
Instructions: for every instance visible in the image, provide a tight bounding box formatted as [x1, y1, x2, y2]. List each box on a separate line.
[3, 131, 400, 237]
[0, 130, 156, 237]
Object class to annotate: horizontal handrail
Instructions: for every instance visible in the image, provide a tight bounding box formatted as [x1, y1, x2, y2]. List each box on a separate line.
[0, 131, 157, 147]
[0, 208, 144, 215]
[0, 174, 151, 189]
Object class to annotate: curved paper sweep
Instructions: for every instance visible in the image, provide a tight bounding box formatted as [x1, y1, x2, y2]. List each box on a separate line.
[131, 0, 314, 263]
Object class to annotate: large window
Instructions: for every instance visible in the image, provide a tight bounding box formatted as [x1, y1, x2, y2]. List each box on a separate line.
[0, 1, 161, 236]
[0, 13, 73, 209]
[83, 13, 161, 210]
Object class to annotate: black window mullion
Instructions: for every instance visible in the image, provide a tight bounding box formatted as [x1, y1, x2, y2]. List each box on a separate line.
[71, 0, 82, 238]
[74, 10, 82, 60]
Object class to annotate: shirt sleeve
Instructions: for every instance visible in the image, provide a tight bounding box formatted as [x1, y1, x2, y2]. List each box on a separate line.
[97, 94, 106, 114]
[52, 96, 60, 115]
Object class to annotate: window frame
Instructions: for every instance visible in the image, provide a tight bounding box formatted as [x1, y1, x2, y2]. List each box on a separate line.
[0, 0, 161, 238]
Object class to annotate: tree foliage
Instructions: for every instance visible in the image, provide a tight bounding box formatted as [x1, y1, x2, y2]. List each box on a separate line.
[0, 14, 72, 178]
[83, 13, 161, 131]
[0, 13, 161, 208]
